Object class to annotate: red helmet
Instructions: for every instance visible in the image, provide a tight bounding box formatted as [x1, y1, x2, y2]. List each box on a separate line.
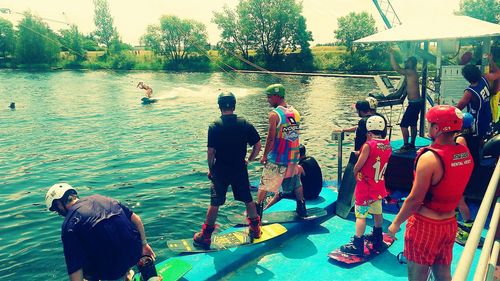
[425, 105, 463, 132]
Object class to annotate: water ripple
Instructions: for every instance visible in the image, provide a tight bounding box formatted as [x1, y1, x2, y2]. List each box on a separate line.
[0, 70, 399, 279]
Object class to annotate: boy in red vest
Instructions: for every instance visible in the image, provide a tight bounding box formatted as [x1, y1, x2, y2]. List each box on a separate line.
[340, 115, 392, 255]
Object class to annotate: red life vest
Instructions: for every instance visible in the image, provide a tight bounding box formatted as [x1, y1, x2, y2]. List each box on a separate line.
[355, 139, 392, 205]
[415, 143, 474, 212]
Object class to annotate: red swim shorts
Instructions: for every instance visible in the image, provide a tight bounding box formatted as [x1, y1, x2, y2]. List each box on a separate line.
[404, 213, 457, 265]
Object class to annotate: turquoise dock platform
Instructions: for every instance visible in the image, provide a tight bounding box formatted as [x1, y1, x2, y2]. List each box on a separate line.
[159, 185, 482, 280]
[156, 136, 484, 280]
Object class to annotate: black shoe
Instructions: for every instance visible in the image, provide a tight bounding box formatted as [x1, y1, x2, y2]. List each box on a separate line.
[296, 200, 308, 218]
[397, 143, 415, 153]
[340, 236, 364, 256]
[365, 227, 384, 251]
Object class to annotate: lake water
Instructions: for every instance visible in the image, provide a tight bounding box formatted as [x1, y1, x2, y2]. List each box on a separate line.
[0, 70, 393, 280]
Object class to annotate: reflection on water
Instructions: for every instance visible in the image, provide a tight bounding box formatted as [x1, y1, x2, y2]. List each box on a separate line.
[0, 70, 400, 280]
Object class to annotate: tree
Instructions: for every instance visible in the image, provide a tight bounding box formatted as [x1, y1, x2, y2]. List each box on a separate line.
[93, 0, 117, 54]
[214, 0, 312, 67]
[15, 12, 60, 64]
[0, 18, 14, 57]
[334, 12, 377, 54]
[212, 5, 256, 60]
[59, 25, 86, 61]
[82, 34, 100, 51]
[457, 0, 500, 23]
[142, 15, 208, 64]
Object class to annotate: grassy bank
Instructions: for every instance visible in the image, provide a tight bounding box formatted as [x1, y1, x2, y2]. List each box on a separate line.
[2, 46, 409, 73]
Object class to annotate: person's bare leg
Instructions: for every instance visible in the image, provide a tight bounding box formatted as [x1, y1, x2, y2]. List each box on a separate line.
[204, 205, 219, 226]
[407, 261, 431, 281]
[410, 126, 418, 146]
[373, 214, 383, 228]
[264, 193, 280, 210]
[245, 201, 259, 218]
[257, 189, 267, 204]
[431, 263, 452, 281]
[294, 185, 305, 202]
[355, 218, 367, 237]
[401, 126, 410, 144]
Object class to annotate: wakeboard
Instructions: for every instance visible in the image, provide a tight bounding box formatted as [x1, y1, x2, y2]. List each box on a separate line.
[335, 152, 357, 219]
[167, 223, 287, 253]
[328, 233, 395, 265]
[141, 97, 158, 104]
[132, 259, 192, 281]
[228, 207, 327, 226]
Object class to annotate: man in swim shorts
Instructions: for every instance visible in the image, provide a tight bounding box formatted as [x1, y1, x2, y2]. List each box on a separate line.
[390, 50, 422, 152]
[388, 105, 474, 281]
[256, 84, 307, 219]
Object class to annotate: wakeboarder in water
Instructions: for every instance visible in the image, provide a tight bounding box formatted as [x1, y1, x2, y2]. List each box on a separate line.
[137, 82, 153, 98]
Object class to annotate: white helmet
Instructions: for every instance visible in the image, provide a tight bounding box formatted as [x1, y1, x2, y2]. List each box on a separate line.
[366, 115, 386, 132]
[365, 97, 378, 110]
[45, 183, 77, 211]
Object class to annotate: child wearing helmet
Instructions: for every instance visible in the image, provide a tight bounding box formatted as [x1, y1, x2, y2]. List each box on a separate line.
[339, 115, 392, 255]
[388, 105, 474, 280]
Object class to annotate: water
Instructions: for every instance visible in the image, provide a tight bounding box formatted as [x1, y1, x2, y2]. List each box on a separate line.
[0, 70, 384, 280]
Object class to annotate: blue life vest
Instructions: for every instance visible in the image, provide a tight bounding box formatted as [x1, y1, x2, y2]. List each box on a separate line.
[466, 77, 492, 137]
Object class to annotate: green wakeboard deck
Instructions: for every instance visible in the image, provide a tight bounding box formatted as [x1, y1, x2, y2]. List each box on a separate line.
[132, 259, 192, 281]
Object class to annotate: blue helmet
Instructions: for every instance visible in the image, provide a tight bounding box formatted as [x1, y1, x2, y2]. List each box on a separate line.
[462, 112, 474, 129]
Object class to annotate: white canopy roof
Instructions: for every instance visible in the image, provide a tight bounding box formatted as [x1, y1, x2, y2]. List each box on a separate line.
[355, 16, 500, 43]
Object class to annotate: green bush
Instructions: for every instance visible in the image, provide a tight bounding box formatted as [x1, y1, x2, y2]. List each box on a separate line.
[110, 53, 136, 70]
[163, 56, 212, 71]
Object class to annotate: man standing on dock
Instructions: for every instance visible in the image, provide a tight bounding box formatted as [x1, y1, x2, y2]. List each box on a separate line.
[388, 105, 474, 281]
[256, 84, 307, 219]
[390, 50, 422, 152]
[193, 92, 262, 248]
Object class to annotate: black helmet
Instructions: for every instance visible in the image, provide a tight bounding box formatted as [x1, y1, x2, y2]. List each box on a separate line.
[218, 92, 236, 108]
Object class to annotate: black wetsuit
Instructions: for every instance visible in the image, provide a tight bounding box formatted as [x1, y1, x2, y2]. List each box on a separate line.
[299, 156, 323, 200]
[207, 114, 260, 205]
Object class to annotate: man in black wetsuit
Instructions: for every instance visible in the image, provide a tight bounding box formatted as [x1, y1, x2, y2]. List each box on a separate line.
[334, 98, 387, 152]
[298, 144, 323, 200]
[193, 92, 262, 248]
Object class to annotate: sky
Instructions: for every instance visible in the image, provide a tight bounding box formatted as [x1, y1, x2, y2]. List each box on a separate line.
[0, 0, 462, 46]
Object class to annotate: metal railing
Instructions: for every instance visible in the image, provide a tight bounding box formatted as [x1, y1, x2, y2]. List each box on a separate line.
[453, 159, 500, 281]
[332, 131, 345, 185]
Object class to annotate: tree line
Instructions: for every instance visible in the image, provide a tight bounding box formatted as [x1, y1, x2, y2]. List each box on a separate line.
[0, 0, 497, 71]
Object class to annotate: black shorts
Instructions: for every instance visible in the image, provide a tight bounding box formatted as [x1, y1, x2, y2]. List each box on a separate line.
[401, 101, 422, 127]
[210, 167, 252, 206]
